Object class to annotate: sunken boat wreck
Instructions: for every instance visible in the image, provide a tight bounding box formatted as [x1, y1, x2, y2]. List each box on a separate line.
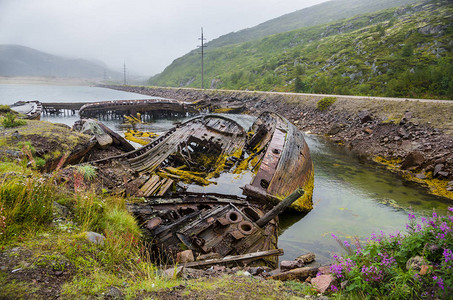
[93, 111, 314, 268]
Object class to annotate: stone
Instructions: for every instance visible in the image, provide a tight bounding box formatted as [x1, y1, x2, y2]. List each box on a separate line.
[406, 256, 427, 272]
[317, 265, 331, 275]
[176, 250, 194, 264]
[433, 164, 444, 177]
[328, 124, 342, 135]
[401, 140, 413, 152]
[248, 266, 266, 276]
[296, 252, 316, 264]
[419, 265, 432, 276]
[53, 202, 70, 219]
[280, 260, 304, 272]
[105, 286, 123, 299]
[437, 171, 449, 178]
[363, 127, 373, 135]
[358, 111, 372, 124]
[415, 173, 427, 180]
[182, 267, 208, 279]
[311, 274, 335, 293]
[164, 266, 184, 279]
[85, 231, 105, 246]
[394, 136, 401, 141]
[401, 151, 425, 170]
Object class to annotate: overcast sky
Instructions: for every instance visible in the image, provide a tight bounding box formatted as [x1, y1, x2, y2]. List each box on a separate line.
[0, 0, 328, 76]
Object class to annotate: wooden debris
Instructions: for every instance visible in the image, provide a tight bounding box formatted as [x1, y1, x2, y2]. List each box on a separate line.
[173, 249, 284, 269]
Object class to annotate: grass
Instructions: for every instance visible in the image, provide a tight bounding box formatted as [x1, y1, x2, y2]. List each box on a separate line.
[1, 112, 27, 128]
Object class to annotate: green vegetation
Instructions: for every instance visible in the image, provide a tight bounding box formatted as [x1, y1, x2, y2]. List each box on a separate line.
[1, 112, 26, 128]
[327, 210, 453, 298]
[150, 0, 453, 99]
[317, 97, 337, 111]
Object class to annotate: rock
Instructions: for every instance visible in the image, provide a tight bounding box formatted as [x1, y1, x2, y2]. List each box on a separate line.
[433, 164, 444, 177]
[296, 252, 316, 264]
[176, 250, 194, 263]
[415, 173, 427, 180]
[247, 266, 268, 276]
[401, 140, 413, 152]
[311, 274, 335, 293]
[419, 265, 432, 276]
[53, 202, 70, 219]
[406, 256, 427, 272]
[164, 266, 184, 279]
[437, 171, 449, 178]
[401, 151, 425, 170]
[358, 110, 372, 124]
[269, 267, 318, 281]
[85, 231, 105, 246]
[280, 260, 304, 272]
[328, 124, 342, 135]
[394, 136, 401, 141]
[317, 265, 331, 275]
[182, 267, 208, 279]
[105, 286, 123, 299]
[363, 127, 373, 135]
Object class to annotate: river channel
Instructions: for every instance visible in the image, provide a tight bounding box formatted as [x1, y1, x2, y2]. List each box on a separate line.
[1, 84, 450, 263]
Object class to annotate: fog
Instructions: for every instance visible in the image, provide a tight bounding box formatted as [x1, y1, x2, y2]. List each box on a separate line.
[0, 0, 328, 76]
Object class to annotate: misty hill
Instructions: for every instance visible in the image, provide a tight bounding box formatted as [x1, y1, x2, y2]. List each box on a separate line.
[206, 0, 421, 49]
[149, 0, 453, 99]
[0, 45, 121, 79]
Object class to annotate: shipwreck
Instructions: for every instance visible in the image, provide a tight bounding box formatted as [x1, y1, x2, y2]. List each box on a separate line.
[90, 111, 314, 267]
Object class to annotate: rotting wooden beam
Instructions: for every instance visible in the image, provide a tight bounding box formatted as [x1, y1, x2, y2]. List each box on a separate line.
[166, 248, 284, 269]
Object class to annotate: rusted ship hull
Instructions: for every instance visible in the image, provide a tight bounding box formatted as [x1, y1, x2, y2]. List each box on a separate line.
[110, 112, 313, 267]
[79, 99, 197, 118]
[10, 100, 42, 120]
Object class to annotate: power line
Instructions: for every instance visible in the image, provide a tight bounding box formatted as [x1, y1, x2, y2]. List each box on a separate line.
[198, 27, 207, 89]
[123, 62, 127, 85]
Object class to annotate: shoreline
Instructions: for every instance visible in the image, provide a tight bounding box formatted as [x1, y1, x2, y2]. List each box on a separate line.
[0, 76, 104, 86]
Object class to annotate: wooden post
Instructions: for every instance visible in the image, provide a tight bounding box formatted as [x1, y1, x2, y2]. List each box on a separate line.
[256, 188, 304, 228]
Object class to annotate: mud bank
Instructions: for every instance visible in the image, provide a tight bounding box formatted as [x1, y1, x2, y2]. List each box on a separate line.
[103, 85, 453, 199]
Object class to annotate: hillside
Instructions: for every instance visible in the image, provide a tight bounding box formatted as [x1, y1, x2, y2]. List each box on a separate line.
[149, 0, 453, 99]
[0, 45, 121, 80]
[207, 0, 420, 49]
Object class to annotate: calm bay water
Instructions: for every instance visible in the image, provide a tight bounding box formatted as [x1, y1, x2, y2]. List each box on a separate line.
[1, 84, 450, 263]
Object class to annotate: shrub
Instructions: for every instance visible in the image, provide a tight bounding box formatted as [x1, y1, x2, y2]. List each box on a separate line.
[1, 112, 26, 128]
[316, 97, 337, 111]
[0, 105, 11, 113]
[327, 209, 453, 298]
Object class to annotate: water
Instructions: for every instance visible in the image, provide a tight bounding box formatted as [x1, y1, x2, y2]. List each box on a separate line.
[2, 84, 450, 264]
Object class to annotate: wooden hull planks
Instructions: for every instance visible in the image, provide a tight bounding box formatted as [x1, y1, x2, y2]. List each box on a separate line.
[79, 98, 197, 118]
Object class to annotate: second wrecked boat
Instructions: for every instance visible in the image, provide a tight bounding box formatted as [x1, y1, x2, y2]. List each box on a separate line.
[96, 111, 314, 266]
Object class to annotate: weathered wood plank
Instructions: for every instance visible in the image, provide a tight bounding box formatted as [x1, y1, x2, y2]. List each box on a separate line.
[170, 248, 284, 269]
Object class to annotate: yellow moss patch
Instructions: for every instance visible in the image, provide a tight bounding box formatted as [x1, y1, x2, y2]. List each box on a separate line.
[290, 166, 315, 213]
[373, 156, 402, 172]
[124, 129, 158, 146]
[213, 107, 235, 113]
[403, 172, 453, 200]
[164, 166, 215, 186]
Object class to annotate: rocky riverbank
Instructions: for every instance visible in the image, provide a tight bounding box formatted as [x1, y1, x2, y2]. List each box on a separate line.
[103, 85, 453, 199]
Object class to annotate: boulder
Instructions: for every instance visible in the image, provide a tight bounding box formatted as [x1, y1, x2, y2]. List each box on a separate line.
[328, 124, 342, 135]
[164, 266, 184, 279]
[311, 274, 335, 293]
[433, 164, 444, 177]
[401, 151, 425, 170]
[280, 260, 304, 272]
[358, 111, 372, 124]
[296, 252, 316, 264]
[85, 231, 105, 246]
[176, 250, 195, 263]
[406, 256, 427, 272]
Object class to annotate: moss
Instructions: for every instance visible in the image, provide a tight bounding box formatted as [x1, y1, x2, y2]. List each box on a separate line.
[290, 165, 315, 212]
[213, 107, 235, 113]
[316, 97, 337, 111]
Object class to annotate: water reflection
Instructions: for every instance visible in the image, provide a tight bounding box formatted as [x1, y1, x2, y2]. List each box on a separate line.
[278, 134, 449, 264]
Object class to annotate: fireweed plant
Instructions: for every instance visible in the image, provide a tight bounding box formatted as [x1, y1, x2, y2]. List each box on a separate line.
[328, 208, 453, 299]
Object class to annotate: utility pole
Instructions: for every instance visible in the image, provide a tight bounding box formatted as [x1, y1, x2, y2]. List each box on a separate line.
[198, 27, 207, 89]
[123, 62, 127, 85]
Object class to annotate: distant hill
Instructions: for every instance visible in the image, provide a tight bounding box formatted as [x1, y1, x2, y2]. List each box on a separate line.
[149, 0, 453, 99]
[0, 45, 121, 80]
[206, 0, 420, 49]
